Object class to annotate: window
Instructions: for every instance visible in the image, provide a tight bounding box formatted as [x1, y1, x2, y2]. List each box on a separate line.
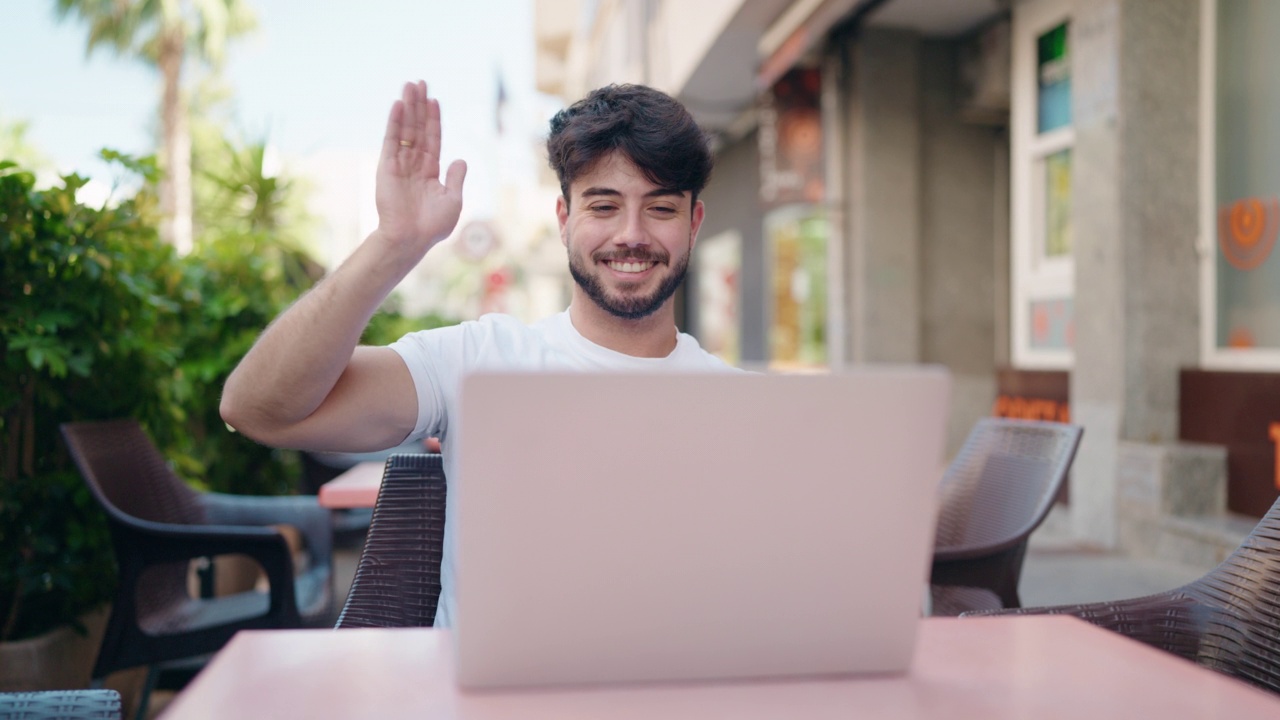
[1012, 3, 1075, 368]
[695, 230, 743, 365]
[1201, 0, 1280, 368]
[766, 207, 827, 369]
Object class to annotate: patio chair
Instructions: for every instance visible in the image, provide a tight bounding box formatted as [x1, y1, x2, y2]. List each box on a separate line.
[335, 453, 447, 629]
[60, 419, 335, 720]
[0, 690, 121, 720]
[930, 418, 1083, 616]
[965, 493, 1280, 696]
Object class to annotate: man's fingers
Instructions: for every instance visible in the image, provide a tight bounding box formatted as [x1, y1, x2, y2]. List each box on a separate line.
[381, 100, 405, 159]
[405, 82, 423, 153]
[425, 97, 442, 160]
[417, 83, 432, 157]
[445, 160, 467, 195]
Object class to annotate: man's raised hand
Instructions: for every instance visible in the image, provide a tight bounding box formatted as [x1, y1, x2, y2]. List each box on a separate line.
[375, 81, 467, 254]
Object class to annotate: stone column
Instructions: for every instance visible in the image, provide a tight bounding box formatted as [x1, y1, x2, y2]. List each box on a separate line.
[1067, 0, 1200, 546]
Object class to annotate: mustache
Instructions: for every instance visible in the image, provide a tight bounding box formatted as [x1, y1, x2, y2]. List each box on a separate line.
[591, 248, 670, 264]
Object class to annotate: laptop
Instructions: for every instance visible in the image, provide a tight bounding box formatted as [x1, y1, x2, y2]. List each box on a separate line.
[453, 367, 951, 690]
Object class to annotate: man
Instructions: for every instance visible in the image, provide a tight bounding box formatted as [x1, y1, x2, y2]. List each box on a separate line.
[220, 81, 738, 626]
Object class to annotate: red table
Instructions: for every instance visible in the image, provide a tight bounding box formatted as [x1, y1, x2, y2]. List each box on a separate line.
[316, 461, 384, 509]
[161, 616, 1280, 719]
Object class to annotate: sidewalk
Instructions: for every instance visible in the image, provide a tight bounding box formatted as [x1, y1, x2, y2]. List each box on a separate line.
[1020, 547, 1209, 607]
[1019, 507, 1218, 608]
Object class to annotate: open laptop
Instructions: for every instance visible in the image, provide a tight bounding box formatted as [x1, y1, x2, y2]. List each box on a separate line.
[453, 368, 950, 690]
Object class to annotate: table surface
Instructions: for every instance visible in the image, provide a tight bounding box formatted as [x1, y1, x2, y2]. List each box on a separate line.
[160, 616, 1280, 719]
[316, 461, 384, 509]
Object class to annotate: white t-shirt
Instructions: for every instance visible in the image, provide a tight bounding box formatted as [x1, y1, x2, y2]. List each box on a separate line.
[389, 310, 739, 627]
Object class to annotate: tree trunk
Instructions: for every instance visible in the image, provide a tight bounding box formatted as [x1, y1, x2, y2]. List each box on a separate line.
[158, 29, 193, 254]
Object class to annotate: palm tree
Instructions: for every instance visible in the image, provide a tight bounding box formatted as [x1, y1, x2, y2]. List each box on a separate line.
[54, 0, 256, 253]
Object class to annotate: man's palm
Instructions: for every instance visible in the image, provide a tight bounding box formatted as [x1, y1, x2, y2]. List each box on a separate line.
[376, 81, 467, 252]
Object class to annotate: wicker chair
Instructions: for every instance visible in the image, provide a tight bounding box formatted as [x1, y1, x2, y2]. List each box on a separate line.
[966, 493, 1280, 695]
[335, 453, 448, 629]
[0, 690, 121, 720]
[60, 419, 334, 719]
[930, 419, 1083, 616]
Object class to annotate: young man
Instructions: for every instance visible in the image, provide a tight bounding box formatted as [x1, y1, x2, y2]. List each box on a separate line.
[220, 81, 738, 626]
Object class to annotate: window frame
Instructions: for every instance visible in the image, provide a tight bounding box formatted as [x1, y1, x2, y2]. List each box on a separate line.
[1011, 0, 1075, 369]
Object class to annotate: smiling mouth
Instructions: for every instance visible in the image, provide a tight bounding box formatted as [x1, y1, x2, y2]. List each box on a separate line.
[605, 260, 656, 273]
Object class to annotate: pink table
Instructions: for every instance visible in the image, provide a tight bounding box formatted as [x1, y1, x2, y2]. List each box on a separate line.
[316, 461, 384, 509]
[160, 616, 1280, 719]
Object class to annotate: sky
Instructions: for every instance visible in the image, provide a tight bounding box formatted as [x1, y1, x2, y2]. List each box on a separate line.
[0, 0, 556, 218]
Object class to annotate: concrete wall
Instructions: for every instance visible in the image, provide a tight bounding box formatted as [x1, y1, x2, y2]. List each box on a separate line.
[846, 29, 924, 365]
[841, 29, 1005, 455]
[919, 39, 1003, 456]
[693, 130, 768, 365]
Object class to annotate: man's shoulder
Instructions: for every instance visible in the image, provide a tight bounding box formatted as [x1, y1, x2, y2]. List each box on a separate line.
[672, 332, 745, 372]
[397, 312, 533, 341]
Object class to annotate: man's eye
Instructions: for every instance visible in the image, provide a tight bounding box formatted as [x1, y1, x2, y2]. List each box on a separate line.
[590, 204, 617, 212]
[651, 206, 676, 215]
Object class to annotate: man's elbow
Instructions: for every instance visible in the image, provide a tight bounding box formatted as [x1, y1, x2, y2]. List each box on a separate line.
[219, 389, 248, 435]
[219, 384, 269, 442]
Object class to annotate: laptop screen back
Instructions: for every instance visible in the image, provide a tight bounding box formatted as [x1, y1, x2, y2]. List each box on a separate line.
[454, 368, 950, 689]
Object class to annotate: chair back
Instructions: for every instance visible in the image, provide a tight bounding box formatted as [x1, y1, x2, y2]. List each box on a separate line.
[61, 419, 206, 527]
[935, 418, 1082, 555]
[336, 453, 448, 629]
[60, 419, 204, 630]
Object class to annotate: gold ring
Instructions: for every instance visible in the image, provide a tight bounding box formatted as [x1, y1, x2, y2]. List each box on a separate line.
[399, 140, 413, 148]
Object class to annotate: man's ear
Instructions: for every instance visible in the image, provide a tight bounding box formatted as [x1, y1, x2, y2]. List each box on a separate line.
[689, 199, 706, 250]
[556, 195, 569, 247]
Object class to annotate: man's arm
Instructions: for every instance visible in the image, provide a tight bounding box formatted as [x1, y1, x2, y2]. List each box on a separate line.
[220, 81, 466, 452]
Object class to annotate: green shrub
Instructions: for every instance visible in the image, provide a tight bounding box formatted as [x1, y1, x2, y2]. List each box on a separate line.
[165, 229, 324, 495]
[0, 155, 460, 641]
[0, 160, 177, 641]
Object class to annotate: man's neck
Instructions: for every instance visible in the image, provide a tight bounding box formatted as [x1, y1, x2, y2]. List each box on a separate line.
[568, 296, 678, 358]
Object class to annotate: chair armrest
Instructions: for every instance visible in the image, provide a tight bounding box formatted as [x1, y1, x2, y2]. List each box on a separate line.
[963, 591, 1208, 661]
[106, 515, 300, 623]
[199, 493, 333, 568]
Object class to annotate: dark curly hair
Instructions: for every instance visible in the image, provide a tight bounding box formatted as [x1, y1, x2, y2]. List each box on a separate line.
[547, 84, 713, 206]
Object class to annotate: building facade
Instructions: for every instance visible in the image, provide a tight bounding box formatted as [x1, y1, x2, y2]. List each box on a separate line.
[535, 0, 1280, 563]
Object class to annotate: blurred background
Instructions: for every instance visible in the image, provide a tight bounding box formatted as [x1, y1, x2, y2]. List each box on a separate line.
[5, 0, 1280, 713]
[1, 0, 570, 324]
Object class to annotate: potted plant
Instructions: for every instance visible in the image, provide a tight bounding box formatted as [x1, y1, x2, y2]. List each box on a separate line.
[0, 145, 350, 688]
[0, 157, 182, 688]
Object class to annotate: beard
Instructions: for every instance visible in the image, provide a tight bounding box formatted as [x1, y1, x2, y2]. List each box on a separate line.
[567, 239, 691, 320]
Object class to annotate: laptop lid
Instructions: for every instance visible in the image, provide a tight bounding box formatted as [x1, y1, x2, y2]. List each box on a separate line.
[454, 368, 950, 689]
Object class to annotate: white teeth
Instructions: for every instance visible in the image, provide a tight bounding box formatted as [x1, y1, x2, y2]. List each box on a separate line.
[608, 261, 652, 273]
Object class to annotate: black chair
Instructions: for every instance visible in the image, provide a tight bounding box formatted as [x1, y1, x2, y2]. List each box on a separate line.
[930, 419, 1083, 616]
[60, 419, 334, 719]
[966, 493, 1280, 696]
[335, 453, 447, 629]
[0, 690, 121, 720]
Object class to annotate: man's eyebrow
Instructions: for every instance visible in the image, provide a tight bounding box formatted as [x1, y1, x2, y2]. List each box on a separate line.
[577, 186, 686, 199]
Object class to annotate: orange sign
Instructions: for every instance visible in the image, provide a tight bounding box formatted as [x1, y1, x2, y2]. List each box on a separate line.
[1219, 197, 1279, 271]
[993, 395, 1070, 423]
[1271, 422, 1280, 491]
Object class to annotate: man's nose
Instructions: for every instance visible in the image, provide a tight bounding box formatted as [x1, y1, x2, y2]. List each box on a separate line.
[615, 211, 649, 247]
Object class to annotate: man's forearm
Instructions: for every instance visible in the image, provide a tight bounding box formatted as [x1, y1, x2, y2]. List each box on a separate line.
[220, 230, 419, 437]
